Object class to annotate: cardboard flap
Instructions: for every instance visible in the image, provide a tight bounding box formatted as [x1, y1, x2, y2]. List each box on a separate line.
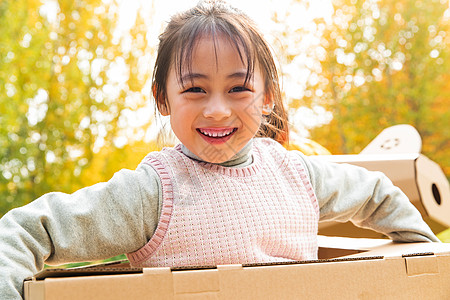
[173, 269, 220, 294]
[404, 254, 439, 276]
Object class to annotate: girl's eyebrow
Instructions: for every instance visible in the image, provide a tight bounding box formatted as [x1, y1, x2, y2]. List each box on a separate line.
[181, 73, 208, 82]
[227, 71, 249, 79]
[180, 70, 249, 82]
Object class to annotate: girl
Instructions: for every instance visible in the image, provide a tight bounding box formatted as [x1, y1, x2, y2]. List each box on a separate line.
[0, 1, 438, 298]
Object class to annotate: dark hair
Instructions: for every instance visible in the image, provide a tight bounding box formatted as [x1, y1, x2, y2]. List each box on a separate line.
[152, 0, 289, 144]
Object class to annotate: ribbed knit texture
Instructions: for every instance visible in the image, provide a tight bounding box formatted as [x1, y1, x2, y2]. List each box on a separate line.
[127, 138, 319, 267]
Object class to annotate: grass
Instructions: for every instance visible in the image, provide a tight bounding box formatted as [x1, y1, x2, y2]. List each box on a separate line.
[44, 254, 127, 269]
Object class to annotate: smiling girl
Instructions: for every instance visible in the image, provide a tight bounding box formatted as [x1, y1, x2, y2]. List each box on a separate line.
[0, 1, 439, 298]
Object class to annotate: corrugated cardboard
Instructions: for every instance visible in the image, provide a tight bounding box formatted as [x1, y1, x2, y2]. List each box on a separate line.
[24, 237, 450, 300]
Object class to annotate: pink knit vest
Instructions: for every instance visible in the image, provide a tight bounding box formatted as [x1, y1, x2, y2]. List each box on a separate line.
[127, 138, 319, 267]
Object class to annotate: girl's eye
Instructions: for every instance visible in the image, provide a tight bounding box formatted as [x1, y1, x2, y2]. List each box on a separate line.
[184, 87, 205, 93]
[229, 86, 251, 93]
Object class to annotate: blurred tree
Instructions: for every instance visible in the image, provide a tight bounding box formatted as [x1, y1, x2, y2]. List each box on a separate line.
[78, 139, 160, 188]
[298, 0, 449, 177]
[0, 0, 153, 216]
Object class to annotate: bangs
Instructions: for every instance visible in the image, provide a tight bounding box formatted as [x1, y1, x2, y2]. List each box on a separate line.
[172, 17, 256, 88]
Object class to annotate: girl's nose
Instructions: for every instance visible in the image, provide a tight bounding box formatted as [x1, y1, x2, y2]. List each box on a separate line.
[203, 94, 232, 120]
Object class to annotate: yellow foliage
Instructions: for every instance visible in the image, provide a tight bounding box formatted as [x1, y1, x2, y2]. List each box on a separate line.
[78, 140, 161, 188]
[285, 137, 331, 156]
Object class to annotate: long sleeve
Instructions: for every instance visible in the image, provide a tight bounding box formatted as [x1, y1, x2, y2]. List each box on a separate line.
[294, 151, 439, 243]
[0, 163, 161, 299]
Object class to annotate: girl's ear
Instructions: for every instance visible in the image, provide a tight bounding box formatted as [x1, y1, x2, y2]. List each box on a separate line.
[153, 85, 170, 116]
[262, 94, 274, 116]
[158, 102, 170, 116]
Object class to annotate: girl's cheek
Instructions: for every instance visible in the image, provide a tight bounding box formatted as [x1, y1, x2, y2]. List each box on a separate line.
[182, 93, 205, 101]
[230, 93, 261, 106]
[240, 95, 264, 111]
[229, 92, 253, 101]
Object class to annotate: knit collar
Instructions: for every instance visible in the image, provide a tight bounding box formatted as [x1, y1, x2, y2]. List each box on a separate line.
[180, 140, 254, 167]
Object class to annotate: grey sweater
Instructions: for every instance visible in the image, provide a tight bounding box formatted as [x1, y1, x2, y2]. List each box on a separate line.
[0, 139, 439, 299]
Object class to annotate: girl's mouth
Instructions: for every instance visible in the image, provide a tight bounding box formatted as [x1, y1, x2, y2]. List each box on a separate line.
[197, 127, 237, 144]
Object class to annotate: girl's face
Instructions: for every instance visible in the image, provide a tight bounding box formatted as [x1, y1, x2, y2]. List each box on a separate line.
[163, 35, 271, 163]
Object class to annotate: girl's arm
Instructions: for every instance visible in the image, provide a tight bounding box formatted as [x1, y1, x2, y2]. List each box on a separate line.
[295, 152, 439, 242]
[0, 163, 161, 299]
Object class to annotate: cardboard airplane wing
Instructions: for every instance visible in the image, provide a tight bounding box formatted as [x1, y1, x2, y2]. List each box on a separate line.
[317, 124, 450, 235]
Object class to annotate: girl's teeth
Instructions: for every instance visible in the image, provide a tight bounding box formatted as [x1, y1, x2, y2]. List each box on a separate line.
[200, 129, 234, 137]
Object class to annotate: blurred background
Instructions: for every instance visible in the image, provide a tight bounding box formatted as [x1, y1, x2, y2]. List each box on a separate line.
[1, 0, 449, 241]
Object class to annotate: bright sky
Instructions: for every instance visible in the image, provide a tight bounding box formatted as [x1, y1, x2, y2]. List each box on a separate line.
[116, 0, 333, 39]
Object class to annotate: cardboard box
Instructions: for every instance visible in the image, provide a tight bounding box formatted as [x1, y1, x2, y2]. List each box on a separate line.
[24, 237, 450, 300]
[317, 124, 450, 236]
[318, 153, 449, 227]
[24, 125, 450, 299]
[318, 153, 450, 237]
